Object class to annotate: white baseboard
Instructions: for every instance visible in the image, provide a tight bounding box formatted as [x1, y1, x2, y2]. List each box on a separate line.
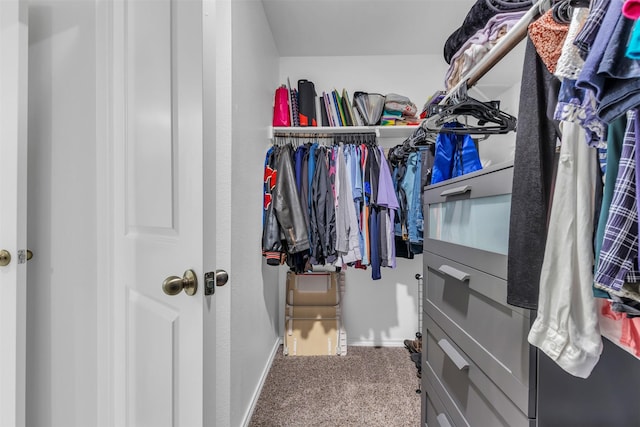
[347, 339, 407, 347]
[241, 337, 282, 427]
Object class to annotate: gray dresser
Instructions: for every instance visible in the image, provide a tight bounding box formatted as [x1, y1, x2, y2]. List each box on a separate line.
[420, 162, 640, 427]
[421, 161, 537, 427]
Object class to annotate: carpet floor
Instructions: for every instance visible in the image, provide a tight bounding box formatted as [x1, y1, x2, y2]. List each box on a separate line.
[249, 346, 422, 427]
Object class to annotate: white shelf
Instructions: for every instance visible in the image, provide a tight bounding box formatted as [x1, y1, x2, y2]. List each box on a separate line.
[269, 125, 418, 140]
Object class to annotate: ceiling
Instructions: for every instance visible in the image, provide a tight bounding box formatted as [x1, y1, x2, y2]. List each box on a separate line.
[261, 0, 478, 57]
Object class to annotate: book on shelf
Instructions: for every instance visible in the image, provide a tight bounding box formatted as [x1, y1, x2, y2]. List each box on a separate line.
[318, 96, 329, 127]
[333, 89, 348, 126]
[313, 96, 327, 126]
[341, 89, 357, 127]
[330, 91, 343, 127]
[322, 92, 336, 127]
[340, 89, 354, 126]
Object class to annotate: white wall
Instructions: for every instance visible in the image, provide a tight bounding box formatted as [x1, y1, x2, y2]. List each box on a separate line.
[230, 2, 281, 425]
[26, 1, 98, 426]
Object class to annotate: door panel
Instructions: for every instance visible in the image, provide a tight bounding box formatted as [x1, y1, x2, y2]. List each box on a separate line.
[111, 0, 205, 426]
[126, 0, 174, 229]
[0, 1, 28, 426]
[128, 290, 178, 427]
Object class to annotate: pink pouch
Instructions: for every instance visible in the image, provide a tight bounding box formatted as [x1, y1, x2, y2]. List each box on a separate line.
[272, 85, 291, 127]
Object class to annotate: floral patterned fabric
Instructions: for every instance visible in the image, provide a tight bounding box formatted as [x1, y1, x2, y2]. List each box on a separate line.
[528, 8, 570, 74]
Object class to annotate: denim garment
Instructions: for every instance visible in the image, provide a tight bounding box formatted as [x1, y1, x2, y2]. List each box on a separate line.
[598, 78, 640, 123]
[411, 151, 424, 243]
[595, 11, 640, 123]
[599, 14, 640, 79]
[575, 0, 622, 102]
[402, 152, 422, 244]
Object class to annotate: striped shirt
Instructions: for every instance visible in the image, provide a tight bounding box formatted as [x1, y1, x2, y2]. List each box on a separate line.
[574, 0, 612, 59]
[594, 110, 640, 292]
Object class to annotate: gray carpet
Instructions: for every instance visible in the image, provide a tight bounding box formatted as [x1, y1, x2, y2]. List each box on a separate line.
[249, 346, 422, 427]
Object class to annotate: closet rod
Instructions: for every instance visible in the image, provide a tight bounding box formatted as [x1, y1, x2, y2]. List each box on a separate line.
[269, 126, 381, 139]
[272, 131, 376, 139]
[441, 0, 548, 104]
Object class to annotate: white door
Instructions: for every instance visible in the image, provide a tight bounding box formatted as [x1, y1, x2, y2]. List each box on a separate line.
[108, 0, 220, 425]
[0, 1, 28, 427]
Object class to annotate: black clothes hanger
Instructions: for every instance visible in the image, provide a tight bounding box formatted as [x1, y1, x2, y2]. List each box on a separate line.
[422, 84, 517, 135]
[568, 0, 590, 7]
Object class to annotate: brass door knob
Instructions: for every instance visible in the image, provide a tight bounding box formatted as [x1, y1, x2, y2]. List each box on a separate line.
[162, 269, 198, 296]
[0, 249, 10, 267]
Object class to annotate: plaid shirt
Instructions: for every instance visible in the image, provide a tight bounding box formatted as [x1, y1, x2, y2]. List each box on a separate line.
[574, 0, 611, 60]
[595, 110, 640, 292]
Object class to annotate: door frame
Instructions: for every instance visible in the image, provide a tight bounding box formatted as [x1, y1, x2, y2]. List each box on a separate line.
[0, 1, 28, 426]
[95, 0, 115, 425]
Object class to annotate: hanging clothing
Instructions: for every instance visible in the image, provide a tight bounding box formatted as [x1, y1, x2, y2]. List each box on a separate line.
[594, 110, 640, 301]
[528, 121, 603, 379]
[507, 37, 561, 310]
[262, 147, 283, 265]
[593, 115, 627, 299]
[273, 144, 310, 254]
[309, 147, 337, 265]
[376, 147, 400, 269]
[335, 144, 362, 266]
[573, 0, 611, 60]
[261, 137, 402, 279]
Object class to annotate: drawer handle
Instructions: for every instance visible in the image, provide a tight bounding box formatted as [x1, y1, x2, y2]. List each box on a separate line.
[438, 338, 469, 371]
[440, 185, 471, 197]
[436, 413, 452, 427]
[438, 265, 470, 282]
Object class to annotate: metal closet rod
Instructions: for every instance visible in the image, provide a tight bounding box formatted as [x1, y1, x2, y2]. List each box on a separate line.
[442, 0, 549, 104]
[272, 131, 376, 139]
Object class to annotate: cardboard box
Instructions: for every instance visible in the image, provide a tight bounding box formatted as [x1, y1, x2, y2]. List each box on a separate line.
[284, 305, 342, 356]
[285, 271, 340, 306]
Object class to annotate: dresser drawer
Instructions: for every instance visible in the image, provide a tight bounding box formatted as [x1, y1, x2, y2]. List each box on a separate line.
[424, 163, 512, 279]
[424, 252, 534, 414]
[425, 316, 530, 427]
[425, 375, 458, 427]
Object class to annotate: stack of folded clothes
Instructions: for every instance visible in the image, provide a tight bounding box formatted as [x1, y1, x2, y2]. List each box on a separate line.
[380, 93, 420, 126]
[443, 0, 534, 90]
